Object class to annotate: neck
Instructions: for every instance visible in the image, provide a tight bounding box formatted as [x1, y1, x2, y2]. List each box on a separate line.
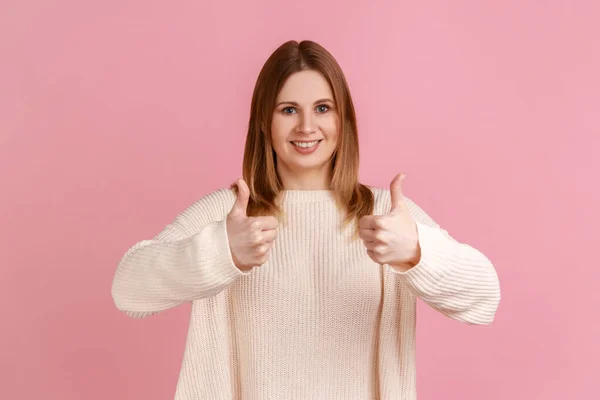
[277, 165, 332, 190]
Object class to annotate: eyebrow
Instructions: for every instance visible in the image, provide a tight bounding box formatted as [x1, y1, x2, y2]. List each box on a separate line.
[275, 98, 334, 107]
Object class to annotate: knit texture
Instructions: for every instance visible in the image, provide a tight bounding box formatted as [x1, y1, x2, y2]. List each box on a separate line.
[111, 187, 500, 400]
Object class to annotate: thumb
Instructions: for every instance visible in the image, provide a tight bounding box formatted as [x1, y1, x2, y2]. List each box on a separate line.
[389, 172, 406, 212]
[230, 178, 250, 217]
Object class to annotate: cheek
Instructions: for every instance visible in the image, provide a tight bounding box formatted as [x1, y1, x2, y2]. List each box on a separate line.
[270, 117, 290, 148]
[322, 117, 340, 142]
[272, 113, 298, 128]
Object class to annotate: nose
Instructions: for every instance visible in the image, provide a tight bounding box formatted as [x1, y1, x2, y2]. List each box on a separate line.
[297, 112, 317, 134]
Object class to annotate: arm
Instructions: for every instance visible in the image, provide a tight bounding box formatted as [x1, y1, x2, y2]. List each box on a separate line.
[390, 198, 501, 325]
[110, 190, 248, 319]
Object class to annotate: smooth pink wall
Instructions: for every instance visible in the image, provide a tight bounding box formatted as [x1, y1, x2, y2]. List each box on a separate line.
[2, 1, 599, 399]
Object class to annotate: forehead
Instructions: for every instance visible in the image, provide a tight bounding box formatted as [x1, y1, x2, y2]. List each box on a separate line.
[276, 70, 333, 103]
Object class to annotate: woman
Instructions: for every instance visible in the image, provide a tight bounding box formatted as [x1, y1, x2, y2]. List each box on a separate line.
[111, 40, 500, 400]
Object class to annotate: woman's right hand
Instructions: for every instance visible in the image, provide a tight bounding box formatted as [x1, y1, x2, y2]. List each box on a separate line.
[226, 179, 279, 271]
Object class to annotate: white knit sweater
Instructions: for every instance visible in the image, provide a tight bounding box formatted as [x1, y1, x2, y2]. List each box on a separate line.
[111, 187, 500, 400]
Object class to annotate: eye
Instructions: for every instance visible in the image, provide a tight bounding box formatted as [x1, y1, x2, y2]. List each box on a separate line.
[282, 107, 297, 114]
[316, 105, 330, 113]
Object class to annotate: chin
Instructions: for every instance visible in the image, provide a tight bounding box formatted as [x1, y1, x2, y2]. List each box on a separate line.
[290, 159, 331, 171]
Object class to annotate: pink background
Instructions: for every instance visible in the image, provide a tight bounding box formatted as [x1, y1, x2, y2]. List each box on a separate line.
[2, 1, 599, 399]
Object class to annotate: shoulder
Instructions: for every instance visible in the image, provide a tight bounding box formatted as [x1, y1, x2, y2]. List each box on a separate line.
[169, 187, 236, 236]
[365, 185, 440, 228]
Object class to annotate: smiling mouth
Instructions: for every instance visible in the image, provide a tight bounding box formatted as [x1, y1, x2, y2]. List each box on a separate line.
[291, 140, 323, 148]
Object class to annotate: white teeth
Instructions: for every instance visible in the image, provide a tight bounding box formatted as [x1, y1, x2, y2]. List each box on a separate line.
[292, 140, 320, 148]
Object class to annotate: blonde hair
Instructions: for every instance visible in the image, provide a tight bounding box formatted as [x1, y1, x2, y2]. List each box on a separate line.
[236, 40, 374, 228]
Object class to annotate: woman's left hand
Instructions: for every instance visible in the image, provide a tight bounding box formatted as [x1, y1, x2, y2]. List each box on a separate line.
[359, 173, 421, 271]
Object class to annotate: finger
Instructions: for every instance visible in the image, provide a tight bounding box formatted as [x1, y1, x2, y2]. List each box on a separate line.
[360, 215, 390, 231]
[367, 244, 388, 256]
[359, 228, 377, 243]
[366, 249, 380, 262]
[257, 242, 272, 254]
[255, 215, 279, 231]
[261, 229, 277, 243]
[390, 172, 407, 212]
[359, 215, 377, 230]
[230, 178, 250, 217]
[364, 241, 376, 251]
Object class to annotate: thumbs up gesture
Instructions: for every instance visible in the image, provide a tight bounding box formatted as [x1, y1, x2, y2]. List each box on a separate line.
[226, 179, 279, 272]
[359, 173, 421, 270]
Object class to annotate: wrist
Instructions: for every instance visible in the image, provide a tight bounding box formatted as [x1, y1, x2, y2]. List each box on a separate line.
[390, 241, 421, 273]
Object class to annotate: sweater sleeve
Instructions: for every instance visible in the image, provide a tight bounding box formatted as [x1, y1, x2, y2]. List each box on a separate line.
[110, 189, 250, 319]
[388, 196, 501, 325]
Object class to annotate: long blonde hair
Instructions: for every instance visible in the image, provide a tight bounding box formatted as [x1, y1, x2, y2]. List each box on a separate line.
[237, 40, 374, 228]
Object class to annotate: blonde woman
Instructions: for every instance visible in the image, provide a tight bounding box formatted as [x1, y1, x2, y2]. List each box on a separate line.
[111, 40, 500, 400]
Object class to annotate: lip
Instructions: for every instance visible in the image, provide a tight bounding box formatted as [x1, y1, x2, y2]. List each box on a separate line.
[290, 139, 322, 155]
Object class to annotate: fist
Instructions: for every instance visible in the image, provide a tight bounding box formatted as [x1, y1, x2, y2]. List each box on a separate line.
[359, 173, 420, 270]
[226, 178, 279, 271]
